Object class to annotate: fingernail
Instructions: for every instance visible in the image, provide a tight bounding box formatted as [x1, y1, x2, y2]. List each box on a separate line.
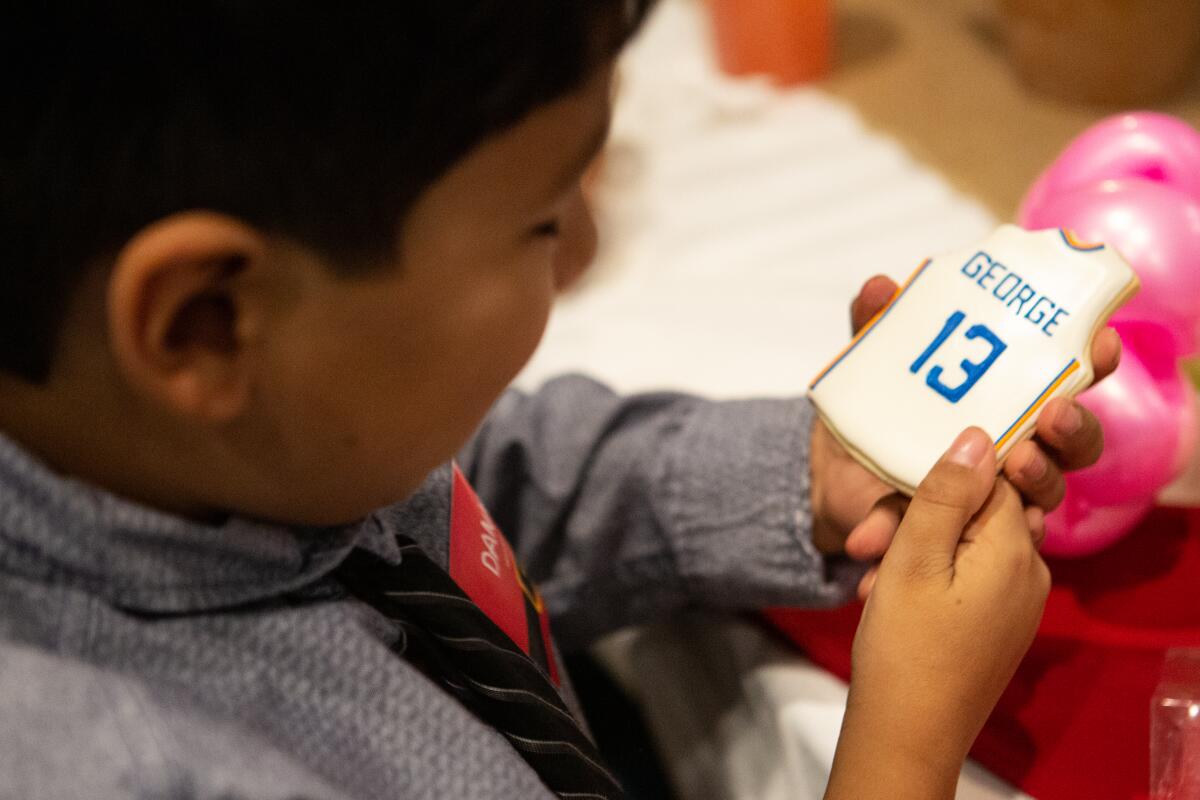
[946, 428, 988, 468]
[1054, 404, 1083, 437]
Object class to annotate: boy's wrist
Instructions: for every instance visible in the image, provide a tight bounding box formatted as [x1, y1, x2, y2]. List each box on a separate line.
[830, 734, 960, 796]
[808, 415, 892, 557]
[828, 688, 971, 800]
[827, 751, 959, 800]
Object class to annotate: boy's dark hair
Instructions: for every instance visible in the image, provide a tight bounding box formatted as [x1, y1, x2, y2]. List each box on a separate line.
[0, 2, 655, 383]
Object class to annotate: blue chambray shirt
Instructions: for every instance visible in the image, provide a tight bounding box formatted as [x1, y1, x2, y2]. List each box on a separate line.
[0, 376, 855, 799]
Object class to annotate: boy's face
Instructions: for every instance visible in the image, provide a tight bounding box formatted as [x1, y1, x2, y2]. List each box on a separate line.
[250, 65, 614, 524]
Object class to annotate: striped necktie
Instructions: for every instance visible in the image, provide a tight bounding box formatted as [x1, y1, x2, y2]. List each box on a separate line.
[334, 533, 627, 800]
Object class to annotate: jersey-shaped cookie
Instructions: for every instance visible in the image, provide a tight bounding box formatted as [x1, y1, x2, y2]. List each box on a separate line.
[809, 225, 1139, 495]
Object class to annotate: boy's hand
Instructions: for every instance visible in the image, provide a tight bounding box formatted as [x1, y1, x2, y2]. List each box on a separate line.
[825, 428, 1050, 799]
[809, 275, 1121, 564]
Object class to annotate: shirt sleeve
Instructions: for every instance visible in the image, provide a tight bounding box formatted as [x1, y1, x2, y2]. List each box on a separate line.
[457, 374, 862, 650]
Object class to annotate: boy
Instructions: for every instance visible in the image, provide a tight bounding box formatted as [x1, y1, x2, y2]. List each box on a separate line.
[0, 3, 1114, 798]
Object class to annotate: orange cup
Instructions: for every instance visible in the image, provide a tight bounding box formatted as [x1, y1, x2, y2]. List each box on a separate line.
[708, 0, 832, 85]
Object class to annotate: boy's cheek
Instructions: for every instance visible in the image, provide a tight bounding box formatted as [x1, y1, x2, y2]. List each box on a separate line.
[552, 190, 599, 294]
[553, 259, 591, 295]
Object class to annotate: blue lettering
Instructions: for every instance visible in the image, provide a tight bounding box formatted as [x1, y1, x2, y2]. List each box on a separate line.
[1026, 296, 1055, 325]
[926, 324, 1008, 403]
[992, 272, 1022, 302]
[1043, 307, 1070, 337]
[913, 312, 1007, 404]
[1008, 285, 1036, 316]
[961, 252, 990, 279]
[977, 260, 1005, 292]
[911, 311, 965, 376]
[957, 253, 1071, 338]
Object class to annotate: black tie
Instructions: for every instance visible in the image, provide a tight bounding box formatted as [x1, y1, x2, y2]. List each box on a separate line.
[334, 534, 627, 800]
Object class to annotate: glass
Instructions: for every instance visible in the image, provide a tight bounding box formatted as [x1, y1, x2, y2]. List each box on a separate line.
[1151, 649, 1200, 799]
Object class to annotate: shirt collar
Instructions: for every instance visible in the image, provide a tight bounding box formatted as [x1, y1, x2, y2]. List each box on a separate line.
[0, 431, 370, 613]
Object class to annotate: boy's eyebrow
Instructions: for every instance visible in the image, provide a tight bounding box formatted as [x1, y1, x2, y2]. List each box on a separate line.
[549, 116, 612, 196]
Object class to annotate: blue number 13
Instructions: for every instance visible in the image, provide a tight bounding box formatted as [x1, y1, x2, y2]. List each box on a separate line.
[910, 311, 1006, 403]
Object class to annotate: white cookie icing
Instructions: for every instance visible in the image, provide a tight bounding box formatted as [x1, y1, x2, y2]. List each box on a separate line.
[809, 225, 1139, 495]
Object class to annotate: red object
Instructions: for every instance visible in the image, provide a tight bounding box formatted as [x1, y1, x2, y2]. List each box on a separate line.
[766, 507, 1200, 800]
[707, 0, 832, 85]
[449, 463, 557, 683]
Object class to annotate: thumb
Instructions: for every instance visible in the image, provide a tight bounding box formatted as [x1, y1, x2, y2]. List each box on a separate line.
[886, 427, 997, 579]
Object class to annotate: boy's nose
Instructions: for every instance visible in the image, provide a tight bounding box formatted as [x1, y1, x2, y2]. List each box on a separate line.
[553, 187, 599, 294]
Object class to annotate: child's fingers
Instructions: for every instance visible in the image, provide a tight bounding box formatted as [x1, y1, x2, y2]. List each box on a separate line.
[1003, 439, 1066, 512]
[1089, 326, 1122, 385]
[886, 428, 996, 578]
[849, 275, 899, 334]
[844, 493, 907, 560]
[1034, 397, 1105, 471]
[963, 478, 1039, 555]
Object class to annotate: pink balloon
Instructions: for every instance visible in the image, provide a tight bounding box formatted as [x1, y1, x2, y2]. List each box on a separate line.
[1067, 322, 1191, 505]
[1042, 492, 1155, 559]
[1021, 113, 1200, 221]
[1114, 320, 1200, 477]
[1019, 112, 1200, 558]
[1021, 178, 1200, 356]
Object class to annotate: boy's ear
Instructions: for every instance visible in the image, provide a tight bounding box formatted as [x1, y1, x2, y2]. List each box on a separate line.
[107, 212, 268, 423]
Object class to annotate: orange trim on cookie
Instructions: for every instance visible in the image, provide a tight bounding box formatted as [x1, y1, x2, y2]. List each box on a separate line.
[809, 259, 931, 390]
[994, 360, 1081, 450]
[1060, 229, 1106, 252]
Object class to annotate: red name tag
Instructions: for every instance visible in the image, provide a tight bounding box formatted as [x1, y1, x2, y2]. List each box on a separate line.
[448, 463, 558, 684]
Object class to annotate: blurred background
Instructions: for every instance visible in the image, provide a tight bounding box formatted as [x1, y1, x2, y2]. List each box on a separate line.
[516, 0, 1200, 798]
